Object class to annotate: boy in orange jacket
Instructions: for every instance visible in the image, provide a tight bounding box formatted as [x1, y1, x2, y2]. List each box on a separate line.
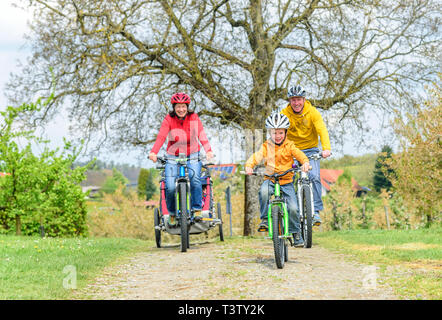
[245, 113, 310, 246]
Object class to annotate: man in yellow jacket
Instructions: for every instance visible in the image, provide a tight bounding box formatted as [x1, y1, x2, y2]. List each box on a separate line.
[281, 85, 332, 226]
[245, 112, 310, 246]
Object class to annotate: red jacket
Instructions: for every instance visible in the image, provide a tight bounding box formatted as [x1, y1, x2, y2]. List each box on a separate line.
[150, 112, 212, 156]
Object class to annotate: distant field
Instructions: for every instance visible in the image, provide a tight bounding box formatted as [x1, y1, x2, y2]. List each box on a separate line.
[321, 153, 377, 187]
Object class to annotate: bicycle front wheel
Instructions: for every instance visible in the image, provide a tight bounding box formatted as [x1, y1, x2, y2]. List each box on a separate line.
[271, 205, 285, 269]
[179, 182, 188, 252]
[301, 185, 313, 248]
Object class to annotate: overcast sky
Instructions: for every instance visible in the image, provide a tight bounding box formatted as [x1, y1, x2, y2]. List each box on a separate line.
[0, 1, 390, 167]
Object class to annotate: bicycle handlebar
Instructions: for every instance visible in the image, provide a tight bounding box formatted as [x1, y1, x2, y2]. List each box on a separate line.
[240, 167, 296, 179]
[156, 154, 215, 168]
[307, 152, 332, 161]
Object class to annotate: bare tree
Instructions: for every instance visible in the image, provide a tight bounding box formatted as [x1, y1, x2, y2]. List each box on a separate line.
[7, 0, 441, 235]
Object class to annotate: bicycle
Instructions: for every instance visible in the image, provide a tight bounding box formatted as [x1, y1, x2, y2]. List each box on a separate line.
[241, 168, 297, 269]
[293, 152, 327, 248]
[154, 153, 223, 252]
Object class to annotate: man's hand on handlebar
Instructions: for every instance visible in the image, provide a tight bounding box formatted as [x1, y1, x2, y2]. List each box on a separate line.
[148, 152, 157, 163]
[322, 150, 332, 158]
[245, 166, 254, 175]
[301, 162, 310, 173]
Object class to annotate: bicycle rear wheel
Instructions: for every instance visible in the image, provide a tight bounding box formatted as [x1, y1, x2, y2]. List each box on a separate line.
[271, 205, 285, 269]
[154, 208, 161, 248]
[301, 185, 313, 248]
[217, 202, 224, 242]
[179, 182, 188, 252]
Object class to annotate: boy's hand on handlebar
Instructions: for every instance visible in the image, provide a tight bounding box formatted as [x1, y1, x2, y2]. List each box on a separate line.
[148, 152, 157, 163]
[245, 166, 254, 175]
[322, 150, 331, 158]
[301, 162, 310, 173]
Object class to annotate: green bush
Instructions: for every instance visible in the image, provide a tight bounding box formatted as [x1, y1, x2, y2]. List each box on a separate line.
[0, 99, 91, 237]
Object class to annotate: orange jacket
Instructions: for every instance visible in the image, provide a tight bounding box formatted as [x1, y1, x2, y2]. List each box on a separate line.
[245, 138, 309, 185]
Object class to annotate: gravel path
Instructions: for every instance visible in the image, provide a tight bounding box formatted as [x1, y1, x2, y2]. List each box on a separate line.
[78, 237, 397, 300]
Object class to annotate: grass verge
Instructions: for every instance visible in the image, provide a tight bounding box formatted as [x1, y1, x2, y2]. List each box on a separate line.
[315, 226, 442, 300]
[0, 235, 152, 299]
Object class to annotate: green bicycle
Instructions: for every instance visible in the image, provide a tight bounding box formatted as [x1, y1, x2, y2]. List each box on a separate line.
[241, 168, 296, 269]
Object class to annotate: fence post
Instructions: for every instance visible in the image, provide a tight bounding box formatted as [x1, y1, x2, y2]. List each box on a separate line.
[225, 186, 233, 237]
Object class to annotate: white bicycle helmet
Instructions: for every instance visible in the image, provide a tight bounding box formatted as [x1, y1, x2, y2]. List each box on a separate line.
[265, 112, 291, 129]
[287, 85, 306, 98]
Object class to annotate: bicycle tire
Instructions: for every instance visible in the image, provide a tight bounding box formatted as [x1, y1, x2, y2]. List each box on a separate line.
[179, 182, 188, 252]
[217, 202, 224, 242]
[154, 208, 161, 248]
[301, 185, 313, 248]
[271, 205, 285, 269]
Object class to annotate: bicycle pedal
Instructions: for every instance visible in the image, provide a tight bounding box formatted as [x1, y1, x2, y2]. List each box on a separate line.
[257, 227, 268, 232]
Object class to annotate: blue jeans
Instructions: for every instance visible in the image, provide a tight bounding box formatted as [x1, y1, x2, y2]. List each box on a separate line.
[164, 152, 202, 215]
[259, 179, 301, 234]
[300, 147, 323, 213]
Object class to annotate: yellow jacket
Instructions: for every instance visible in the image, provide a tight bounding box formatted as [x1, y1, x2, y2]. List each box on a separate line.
[245, 138, 308, 185]
[281, 100, 331, 151]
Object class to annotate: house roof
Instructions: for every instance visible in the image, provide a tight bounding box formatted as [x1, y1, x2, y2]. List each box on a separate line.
[320, 169, 363, 192]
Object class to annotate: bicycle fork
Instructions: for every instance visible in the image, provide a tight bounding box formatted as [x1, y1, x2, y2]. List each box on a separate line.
[268, 183, 290, 238]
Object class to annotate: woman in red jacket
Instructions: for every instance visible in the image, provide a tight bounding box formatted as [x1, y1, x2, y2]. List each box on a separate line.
[148, 93, 214, 226]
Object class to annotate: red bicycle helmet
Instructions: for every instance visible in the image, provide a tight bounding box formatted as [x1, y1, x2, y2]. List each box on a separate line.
[171, 92, 191, 104]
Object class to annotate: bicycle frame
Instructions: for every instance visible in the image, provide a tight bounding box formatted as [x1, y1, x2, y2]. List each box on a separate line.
[158, 153, 199, 220]
[267, 182, 289, 239]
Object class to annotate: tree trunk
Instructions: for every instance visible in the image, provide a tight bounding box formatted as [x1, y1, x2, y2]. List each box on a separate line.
[15, 215, 21, 236]
[243, 175, 261, 236]
[242, 127, 264, 236]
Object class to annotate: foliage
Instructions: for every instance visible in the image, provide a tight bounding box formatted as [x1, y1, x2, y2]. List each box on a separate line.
[0, 99, 92, 236]
[101, 168, 129, 195]
[137, 168, 157, 200]
[386, 81, 442, 226]
[373, 145, 394, 192]
[324, 172, 356, 230]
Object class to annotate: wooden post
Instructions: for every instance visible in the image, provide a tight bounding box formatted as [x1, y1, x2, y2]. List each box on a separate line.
[384, 205, 390, 230]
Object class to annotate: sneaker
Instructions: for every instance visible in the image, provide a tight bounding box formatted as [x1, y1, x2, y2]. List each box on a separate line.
[257, 219, 269, 232]
[193, 210, 203, 221]
[313, 212, 322, 226]
[293, 233, 304, 247]
[167, 215, 177, 227]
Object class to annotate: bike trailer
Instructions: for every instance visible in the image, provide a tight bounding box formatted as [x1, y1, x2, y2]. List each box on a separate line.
[159, 176, 213, 216]
[159, 176, 215, 235]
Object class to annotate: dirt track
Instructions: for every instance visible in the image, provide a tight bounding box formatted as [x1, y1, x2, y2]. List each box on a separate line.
[77, 237, 397, 300]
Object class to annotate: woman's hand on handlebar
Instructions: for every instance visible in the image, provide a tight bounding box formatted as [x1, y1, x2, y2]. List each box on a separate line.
[148, 152, 157, 163]
[206, 151, 215, 162]
[245, 166, 254, 175]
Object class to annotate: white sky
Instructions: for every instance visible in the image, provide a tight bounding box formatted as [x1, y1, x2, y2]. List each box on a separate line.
[0, 1, 389, 168]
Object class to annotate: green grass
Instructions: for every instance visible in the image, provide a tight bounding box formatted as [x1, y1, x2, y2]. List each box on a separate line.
[315, 227, 442, 299]
[0, 235, 152, 299]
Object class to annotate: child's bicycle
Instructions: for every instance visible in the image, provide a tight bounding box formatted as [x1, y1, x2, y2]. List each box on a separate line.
[153, 153, 223, 252]
[241, 168, 297, 269]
